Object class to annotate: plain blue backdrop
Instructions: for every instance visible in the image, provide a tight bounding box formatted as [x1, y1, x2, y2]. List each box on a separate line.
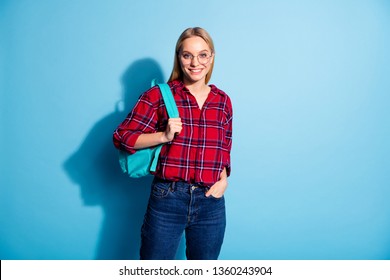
[1, 0, 390, 260]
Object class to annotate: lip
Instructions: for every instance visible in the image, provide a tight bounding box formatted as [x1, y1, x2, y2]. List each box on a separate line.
[188, 68, 203, 74]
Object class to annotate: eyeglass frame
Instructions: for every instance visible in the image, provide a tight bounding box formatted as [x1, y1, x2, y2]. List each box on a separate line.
[178, 51, 214, 65]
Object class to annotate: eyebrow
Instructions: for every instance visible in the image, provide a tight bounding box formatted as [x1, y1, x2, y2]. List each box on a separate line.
[181, 49, 210, 54]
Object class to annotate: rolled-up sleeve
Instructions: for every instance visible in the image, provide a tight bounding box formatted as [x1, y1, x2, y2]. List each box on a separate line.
[223, 96, 233, 177]
[113, 87, 161, 154]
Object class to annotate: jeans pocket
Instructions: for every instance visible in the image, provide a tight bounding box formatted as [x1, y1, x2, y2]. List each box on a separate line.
[151, 181, 171, 199]
[204, 187, 224, 200]
[209, 194, 224, 200]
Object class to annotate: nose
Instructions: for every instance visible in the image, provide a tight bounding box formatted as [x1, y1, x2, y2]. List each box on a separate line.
[190, 55, 199, 66]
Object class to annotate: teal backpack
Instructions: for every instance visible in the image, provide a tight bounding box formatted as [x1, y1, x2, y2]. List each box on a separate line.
[118, 80, 179, 178]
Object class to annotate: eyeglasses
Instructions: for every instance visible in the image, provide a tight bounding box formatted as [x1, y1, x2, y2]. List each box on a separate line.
[179, 52, 213, 65]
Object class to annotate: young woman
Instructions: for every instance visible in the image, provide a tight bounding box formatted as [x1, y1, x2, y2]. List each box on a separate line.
[113, 27, 233, 260]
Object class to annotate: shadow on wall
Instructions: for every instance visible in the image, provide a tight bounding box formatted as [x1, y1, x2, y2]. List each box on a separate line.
[63, 58, 185, 260]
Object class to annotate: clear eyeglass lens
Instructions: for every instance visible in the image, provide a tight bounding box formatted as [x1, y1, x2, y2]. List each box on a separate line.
[181, 53, 211, 64]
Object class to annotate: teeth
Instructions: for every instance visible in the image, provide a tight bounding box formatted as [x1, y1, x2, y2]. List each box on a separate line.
[191, 69, 201, 73]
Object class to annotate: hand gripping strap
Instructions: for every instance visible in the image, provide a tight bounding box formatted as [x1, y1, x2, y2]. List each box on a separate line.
[149, 83, 179, 172]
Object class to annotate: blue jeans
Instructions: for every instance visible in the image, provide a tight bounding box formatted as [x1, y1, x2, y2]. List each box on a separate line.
[140, 177, 226, 260]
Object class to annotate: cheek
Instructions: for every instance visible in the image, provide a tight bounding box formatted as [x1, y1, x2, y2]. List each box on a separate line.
[179, 62, 187, 72]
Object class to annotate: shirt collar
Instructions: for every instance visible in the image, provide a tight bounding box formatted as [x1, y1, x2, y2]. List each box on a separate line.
[171, 79, 219, 96]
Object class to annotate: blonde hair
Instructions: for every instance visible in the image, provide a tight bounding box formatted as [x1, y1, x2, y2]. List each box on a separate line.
[168, 27, 215, 84]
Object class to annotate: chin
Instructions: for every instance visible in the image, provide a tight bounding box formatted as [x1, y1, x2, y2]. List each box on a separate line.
[185, 73, 207, 84]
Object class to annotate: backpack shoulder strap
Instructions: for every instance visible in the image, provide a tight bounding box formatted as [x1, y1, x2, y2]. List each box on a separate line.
[149, 82, 179, 173]
[157, 83, 179, 118]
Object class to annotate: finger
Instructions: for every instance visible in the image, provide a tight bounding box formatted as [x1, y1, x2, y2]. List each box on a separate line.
[206, 185, 216, 197]
[174, 124, 183, 134]
[173, 124, 182, 132]
[171, 122, 182, 129]
[168, 121, 181, 129]
[168, 122, 182, 131]
[169, 119, 182, 126]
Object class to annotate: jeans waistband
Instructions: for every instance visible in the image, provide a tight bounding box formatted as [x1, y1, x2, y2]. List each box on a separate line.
[153, 177, 209, 190]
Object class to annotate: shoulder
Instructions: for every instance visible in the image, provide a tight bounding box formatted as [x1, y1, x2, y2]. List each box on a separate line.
[139, 85, 162, 105]
[168, 79, 182, 89]
[168, 80, 185, 97]
[210, 84, 231, 101]
[210, 84, 232, 109]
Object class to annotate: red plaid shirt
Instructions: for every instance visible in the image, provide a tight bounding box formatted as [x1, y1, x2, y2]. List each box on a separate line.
[113, 80, 233, 186]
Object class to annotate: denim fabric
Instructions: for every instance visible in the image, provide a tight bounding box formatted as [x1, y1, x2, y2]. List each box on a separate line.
[140, 177, 226, 260]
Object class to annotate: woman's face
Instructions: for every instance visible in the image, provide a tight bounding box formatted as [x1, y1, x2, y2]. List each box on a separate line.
[179, 36, 214, 85]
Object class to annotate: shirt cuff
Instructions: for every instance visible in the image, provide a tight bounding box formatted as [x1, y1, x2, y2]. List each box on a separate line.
[225, 163, 231, 177]
[120, 131, 142, 154]
[224, 152, 231, 177]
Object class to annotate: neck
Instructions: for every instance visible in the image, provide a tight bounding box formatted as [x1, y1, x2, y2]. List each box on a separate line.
[183, 79, 208, 95]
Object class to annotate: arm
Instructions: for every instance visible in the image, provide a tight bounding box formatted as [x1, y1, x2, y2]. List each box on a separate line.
[206, 96, 233, 198]
[113, 87, 162, 153]
[133, 118, 182, 149]
[223, 97, 233, 177]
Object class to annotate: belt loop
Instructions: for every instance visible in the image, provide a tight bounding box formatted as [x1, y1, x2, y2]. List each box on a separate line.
[171, 181, 176, 192]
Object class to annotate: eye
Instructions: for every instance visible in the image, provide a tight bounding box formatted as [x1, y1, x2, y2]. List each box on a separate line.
[199, 53, 209, 59]
[182, 53, 192, 60]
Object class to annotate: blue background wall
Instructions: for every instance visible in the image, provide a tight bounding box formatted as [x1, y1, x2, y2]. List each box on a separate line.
[1, 0, 389, 260]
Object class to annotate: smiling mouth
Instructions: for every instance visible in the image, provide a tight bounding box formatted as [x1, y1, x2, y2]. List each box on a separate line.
[189, 69, 202, 73]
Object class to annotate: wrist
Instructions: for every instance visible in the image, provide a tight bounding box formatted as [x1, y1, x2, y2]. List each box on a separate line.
[219, 175, 227, 183]
[160, 132, 170, 144]
[220, 168, 227, 180]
